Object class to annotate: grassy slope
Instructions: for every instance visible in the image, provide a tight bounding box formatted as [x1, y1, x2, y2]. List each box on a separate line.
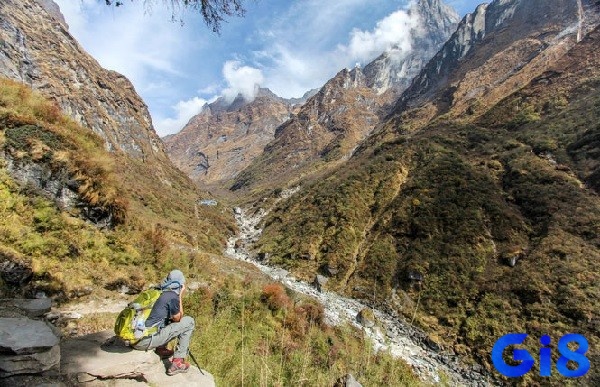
[0, 77, 235, 295]
[257, 31, 600, 384]
[0, 79, 421, 386]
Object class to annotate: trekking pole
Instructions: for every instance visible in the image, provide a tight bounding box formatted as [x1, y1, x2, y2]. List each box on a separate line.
[189, 350, 205, 375]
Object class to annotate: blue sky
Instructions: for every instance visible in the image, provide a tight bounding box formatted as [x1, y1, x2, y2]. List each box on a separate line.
[54, 0, 483, 136]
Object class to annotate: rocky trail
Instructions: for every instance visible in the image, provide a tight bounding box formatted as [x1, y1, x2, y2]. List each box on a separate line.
[0, 298, 215, 386]
[225, 206, 497, 386]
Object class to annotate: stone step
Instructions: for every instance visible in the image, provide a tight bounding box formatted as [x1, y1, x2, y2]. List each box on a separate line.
[61, 331, 215, 386]
[0, 318, 60, 378]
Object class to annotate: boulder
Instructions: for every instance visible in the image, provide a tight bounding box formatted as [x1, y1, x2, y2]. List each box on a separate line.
[0, 259, 33, 286]
[324, 264, 339, 276]
[0, 318, 59, 355]
[61, 330, 215, 386]
[0, 318, 60, 377]
[256, 252, 270, 261]
[313, 275, 328, 292]
[0, 345, 60, 378]
[356, 308, 376, 328]
[11, 298, 52, 318]
[334, 373, 363, 387]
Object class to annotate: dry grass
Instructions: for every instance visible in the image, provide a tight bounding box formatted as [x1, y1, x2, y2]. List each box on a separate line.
[0, 78, 233, 299]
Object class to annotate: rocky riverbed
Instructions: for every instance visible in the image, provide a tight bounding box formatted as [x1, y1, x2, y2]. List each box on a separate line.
[225, 206, 497, 386]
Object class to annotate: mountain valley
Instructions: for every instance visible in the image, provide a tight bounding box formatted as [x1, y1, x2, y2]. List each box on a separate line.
[1, 0, 599, 386]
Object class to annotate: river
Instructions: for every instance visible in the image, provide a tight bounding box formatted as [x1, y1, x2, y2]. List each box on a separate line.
[225, 206, 496, 386]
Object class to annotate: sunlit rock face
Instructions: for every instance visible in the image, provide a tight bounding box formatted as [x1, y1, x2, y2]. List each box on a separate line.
[0, 0, 166, 161]
[229, 0, 460, 193]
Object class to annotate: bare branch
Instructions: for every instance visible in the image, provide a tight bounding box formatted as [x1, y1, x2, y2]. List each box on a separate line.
[104, 0, 248, 33]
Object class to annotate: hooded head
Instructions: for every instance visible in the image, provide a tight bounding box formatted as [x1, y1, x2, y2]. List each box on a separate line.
[161, 269, 185, 294]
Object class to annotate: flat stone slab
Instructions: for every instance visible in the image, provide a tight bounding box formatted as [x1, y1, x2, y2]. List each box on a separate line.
[0, 344, 60, 378]
[0, 318, 59, 354]
[61, 330, 215, 386]
[12, 298, 52, 318]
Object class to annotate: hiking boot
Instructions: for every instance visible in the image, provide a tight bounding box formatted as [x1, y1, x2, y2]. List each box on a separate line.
[154, 345, 174, 359]
[167, 358, 190, 376]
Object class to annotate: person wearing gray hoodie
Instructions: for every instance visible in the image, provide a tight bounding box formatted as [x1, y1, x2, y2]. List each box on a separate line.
[133, 269, 195, 375]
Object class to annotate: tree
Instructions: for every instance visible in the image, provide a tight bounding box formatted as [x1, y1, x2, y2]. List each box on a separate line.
[104, 0, 247, 33]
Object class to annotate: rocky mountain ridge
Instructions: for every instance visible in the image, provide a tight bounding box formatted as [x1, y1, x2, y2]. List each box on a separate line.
[165, 0, 458, 191]
[229, 0, 460, 194]
[164, 88, 307, 186]
[0, 0, 164, 162]
[394, 0, 600, 120]
[0, 0, 235, 287]
[0, 0, 233, 244]
[363, 0, 459, 100]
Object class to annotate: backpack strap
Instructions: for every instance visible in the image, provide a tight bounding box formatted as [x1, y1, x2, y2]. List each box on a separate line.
[160, 280, 182, 291]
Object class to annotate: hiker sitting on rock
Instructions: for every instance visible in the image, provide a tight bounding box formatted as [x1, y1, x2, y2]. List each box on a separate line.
[133, 269, 195, 375]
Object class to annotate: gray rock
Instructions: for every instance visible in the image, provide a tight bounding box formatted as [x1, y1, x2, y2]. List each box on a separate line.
[0, 318, 60, 377]
[44, 312, 61, 322]
[324, 264, 339, 276]
[334, 373, 363, 387]
[233, 207, 243, 215]
[0, 344, 60, 378]
[11, 299, 52, 318]
[0, 318, 59, 355]
[356, 308, 376, 328]
[59, 311, 83, 320]
[61, 331, 215, 386]
[313, 275, 328, 292]
[0, 259, 33, 286]
[256, 252, 269, 261]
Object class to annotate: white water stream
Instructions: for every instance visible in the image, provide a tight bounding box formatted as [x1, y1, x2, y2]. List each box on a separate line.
[225, 206, 496, 386]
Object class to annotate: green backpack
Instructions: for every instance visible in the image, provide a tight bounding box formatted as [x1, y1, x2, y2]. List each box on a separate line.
[114, 288, 162, 344]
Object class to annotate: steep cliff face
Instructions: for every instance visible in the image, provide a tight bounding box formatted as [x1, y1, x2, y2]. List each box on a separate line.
[395, 0, 600, 119]
[231, 0, 459, 194]
[0, 0, 235, 261]
[0, 0, 164, 161]
[363, 0, 459, 100]
[231, 68, 380, 192]
[165, 88, 297, 185]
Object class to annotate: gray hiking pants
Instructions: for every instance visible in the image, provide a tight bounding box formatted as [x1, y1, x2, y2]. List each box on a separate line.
[133, 316, 195, 359]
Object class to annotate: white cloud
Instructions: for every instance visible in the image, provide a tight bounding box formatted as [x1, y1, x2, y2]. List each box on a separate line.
[154, 97, 210, 137]
[254, 3, 421, 98]
[221, 61, 264, 102]
[259, 45, 336, 98]
[344, 9, 420, 63]
[198, 83, 220, 95]
[155, 60, 264, 136]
